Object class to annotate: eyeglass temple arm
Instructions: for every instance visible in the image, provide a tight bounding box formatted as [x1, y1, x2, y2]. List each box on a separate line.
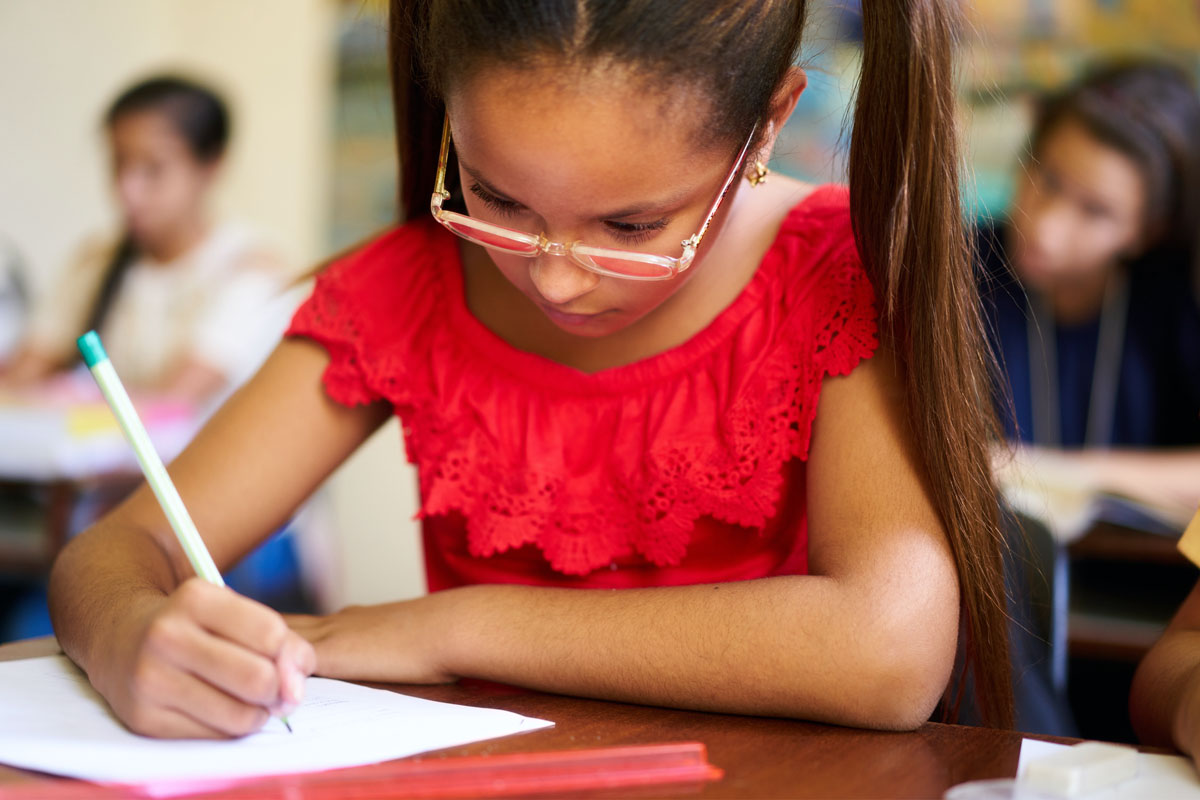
[681, 122, 760, 256]
[432, 112, 453, 208]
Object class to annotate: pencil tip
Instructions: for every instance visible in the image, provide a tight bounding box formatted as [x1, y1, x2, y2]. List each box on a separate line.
[283, 717, 293, 733]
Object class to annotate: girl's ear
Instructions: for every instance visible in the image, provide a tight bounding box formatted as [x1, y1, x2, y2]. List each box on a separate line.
[755, 66, 808, 164]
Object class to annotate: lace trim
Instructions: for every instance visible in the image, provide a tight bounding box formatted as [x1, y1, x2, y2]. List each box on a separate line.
[289, 229, 879, 577]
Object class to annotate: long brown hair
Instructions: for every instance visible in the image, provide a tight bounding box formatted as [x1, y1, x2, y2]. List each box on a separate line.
[389, 0, 1014, 728]
[849, 3, 1012, 728]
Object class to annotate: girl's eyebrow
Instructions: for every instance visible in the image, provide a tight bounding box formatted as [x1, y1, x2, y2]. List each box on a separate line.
[459, 160, 699, 221]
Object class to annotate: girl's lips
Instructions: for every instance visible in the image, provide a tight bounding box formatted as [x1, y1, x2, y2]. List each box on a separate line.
[540, 305, 610, 327]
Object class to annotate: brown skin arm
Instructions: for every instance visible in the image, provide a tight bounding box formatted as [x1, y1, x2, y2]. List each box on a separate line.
[1131, 581, 1200, 760]
[48, 338, 390, 738]
[289, 345, 960, 731]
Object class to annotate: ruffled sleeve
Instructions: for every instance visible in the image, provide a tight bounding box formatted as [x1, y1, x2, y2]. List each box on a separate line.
[768, 186, 879, 461]
[286, 219, 452, 409]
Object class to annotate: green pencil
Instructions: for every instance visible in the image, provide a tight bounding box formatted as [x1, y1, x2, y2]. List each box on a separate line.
[77, 330, 293, 733]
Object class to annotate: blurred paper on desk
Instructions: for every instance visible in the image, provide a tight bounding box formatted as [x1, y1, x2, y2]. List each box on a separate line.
[0, 371, 197, 481]
[994, 449, 1193, 544]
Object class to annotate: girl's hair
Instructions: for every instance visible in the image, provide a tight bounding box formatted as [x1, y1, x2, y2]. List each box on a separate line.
[85, 76, 230, 338]
[1029, 60, 1200, 280]
[389, 0, 1014, 728]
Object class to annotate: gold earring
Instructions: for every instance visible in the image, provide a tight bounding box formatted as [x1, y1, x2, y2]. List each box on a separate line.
[747, 161, 770, 188]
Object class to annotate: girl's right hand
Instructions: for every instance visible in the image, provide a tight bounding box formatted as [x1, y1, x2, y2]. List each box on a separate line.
[97, 577, 316, 739]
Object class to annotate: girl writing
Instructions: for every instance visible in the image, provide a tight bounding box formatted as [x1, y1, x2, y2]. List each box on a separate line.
[49, 1, 1013, 737]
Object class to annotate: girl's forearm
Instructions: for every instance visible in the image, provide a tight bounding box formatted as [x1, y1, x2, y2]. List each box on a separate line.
[48, 509, 179, 676]
[435, 571, 957, 731]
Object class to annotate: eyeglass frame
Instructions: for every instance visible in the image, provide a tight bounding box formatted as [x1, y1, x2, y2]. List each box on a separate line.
[429, 112, 759, 281]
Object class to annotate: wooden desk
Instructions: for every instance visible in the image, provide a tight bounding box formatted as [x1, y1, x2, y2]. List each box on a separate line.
[0, 638, 1074, 799]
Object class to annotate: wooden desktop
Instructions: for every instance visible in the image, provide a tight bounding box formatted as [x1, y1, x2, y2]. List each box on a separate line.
[0, 636, 1084, 800]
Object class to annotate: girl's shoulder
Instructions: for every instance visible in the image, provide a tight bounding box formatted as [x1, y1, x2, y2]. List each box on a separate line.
[302, 217, 450, 308]
[758, 183, 864, 302]
[285, 216, 458, 407]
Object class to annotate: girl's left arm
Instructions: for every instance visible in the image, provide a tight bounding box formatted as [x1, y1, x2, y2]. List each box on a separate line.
[290, 346, 960, 731]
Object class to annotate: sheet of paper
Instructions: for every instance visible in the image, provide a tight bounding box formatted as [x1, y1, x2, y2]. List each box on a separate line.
[0, 655, 552, 791]
[1018, 738, 1200, 799]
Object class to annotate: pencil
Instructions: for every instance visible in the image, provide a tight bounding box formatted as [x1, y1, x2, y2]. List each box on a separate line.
[77, 330, 293, 733]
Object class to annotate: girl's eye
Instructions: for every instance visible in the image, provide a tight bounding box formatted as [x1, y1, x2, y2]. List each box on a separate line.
[469, 183, 523, 217]
[603, 218, 670, 244]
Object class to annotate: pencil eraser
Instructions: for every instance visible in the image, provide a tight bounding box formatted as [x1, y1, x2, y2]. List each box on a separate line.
[1020, 742, 1138, 797]
[77, 330, 107, 367]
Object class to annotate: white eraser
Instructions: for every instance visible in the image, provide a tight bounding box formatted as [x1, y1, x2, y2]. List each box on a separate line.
[1020, 742, 1138, 797]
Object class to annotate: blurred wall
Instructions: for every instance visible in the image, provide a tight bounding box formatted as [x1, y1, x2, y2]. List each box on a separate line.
[0, 0, 427, 610]
[0, 0, 335, 294]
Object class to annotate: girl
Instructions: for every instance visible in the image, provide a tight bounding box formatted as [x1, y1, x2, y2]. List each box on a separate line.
[981, 61, 1200, 512]
[1, 76, 291, 406]
[48, 1, 1013, 738]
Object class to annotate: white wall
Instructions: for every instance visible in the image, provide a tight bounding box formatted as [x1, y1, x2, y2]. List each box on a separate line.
[0, 0, 427, 609]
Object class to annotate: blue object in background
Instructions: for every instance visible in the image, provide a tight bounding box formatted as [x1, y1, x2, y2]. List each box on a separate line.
[0, 525, 310, 643]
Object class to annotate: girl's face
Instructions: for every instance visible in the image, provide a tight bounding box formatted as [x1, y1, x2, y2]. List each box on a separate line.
[446, 67, 743, 338]
[1009, 116, 1147, 291]
[108, 111, 216, 247]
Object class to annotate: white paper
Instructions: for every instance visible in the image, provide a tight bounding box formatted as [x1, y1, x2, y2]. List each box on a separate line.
[1018, 738, 1200, 799]
[0, 655, 552, 791]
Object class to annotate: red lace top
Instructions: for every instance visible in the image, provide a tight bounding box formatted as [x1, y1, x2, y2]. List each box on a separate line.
[287, 185, 878, 592]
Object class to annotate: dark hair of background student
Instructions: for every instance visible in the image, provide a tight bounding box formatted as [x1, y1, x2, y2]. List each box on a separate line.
[388, 0, 1014, 728]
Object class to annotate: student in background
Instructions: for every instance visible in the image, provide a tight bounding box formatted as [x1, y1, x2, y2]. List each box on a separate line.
[979, 61, 1200, 512]
[0, 76, 308, 639]
[50, 0, 1015, 738]
[0, 76, 291, 406]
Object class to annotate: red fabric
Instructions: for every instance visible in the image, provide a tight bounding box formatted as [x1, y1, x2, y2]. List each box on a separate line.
[287, 185, 878, 591]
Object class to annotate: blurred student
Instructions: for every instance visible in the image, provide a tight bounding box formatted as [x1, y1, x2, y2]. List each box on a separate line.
[979, 61, 1200, 513]
[0, 77, 308, 639]
[0, 76, 291, 406]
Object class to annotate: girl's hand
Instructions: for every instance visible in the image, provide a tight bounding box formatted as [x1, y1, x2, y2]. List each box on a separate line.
[286, 594, 457, 685]
[96, 578, 316, 739]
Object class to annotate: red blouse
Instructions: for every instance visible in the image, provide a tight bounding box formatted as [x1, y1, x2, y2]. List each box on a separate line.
[287, 185, 878, 592]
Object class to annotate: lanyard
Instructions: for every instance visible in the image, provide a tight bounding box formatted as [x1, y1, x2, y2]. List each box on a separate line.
[1026, 270, 1130, 448]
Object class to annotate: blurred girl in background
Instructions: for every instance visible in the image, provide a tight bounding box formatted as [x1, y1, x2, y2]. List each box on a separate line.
[981, 61, 1200, 516]
[0, 76, 308, 641]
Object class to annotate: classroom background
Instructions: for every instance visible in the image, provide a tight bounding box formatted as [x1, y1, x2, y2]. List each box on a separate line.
[1, 0, 1198, 744]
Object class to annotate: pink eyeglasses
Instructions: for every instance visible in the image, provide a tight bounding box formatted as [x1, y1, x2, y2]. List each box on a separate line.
[430, 114, 758, 281]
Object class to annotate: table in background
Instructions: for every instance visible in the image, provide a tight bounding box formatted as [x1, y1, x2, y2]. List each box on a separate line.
[0, 392, 196, 576]
[0, 638, 1077, 800]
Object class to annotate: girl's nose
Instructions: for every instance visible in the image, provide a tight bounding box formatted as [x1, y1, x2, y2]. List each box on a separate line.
[529, 253, 600, 306]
